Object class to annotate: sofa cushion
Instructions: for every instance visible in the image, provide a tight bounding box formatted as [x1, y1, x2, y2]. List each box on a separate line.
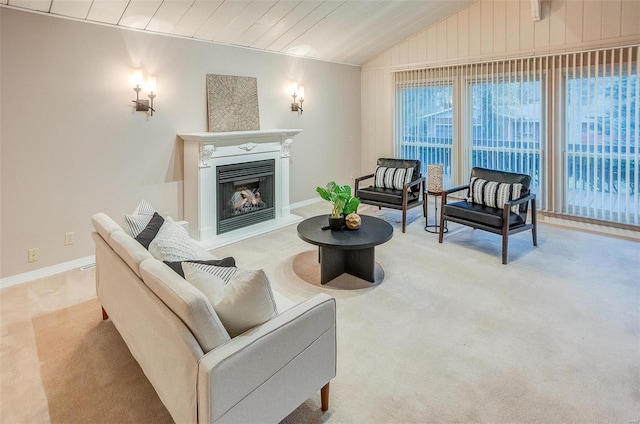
[134, 212, 165, 249]
[469, 177, 523, 214]
[140, 259, 231, 352]
[183, 263, 278, 338]
[374, 166, 414, 190]
[357, 186, 420, 206]
[164, 257, 236, 279]
[149, 217, 198, 262]
[443, 200, 526, 229]
[92, 213, 124, 243]
[109, 230, 154, 277]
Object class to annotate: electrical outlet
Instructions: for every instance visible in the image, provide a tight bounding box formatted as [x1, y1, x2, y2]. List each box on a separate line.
[65, 232, 75, 245]
[28, 248, 39, 263]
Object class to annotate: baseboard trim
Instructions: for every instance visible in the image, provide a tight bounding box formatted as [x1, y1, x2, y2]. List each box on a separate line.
[2, 198, 331, 290]
[0, 255, 96, 290]
[290, 197, 323, 210]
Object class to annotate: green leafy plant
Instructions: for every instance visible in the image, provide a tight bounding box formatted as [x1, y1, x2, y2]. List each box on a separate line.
[316, 181, 360, 218]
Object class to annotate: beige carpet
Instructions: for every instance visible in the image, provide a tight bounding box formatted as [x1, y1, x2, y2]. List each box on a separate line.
[1, 202, 639, 423]
[33, 300, 172, 423]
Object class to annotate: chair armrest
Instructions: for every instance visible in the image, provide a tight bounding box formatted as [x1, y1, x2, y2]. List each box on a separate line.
[197, 293, 336, 423]
[401, 176, 425, 206]
[355, 173, 375, 190]
[442, 184, 469, 195]
[442, 184, 469, 203]
[406, 176, 425, 190]
[504, 193, 536, 207]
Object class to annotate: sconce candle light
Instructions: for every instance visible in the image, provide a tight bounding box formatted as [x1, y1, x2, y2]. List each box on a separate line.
[289, 82, 304, 115]
[132, 69, 156, 116]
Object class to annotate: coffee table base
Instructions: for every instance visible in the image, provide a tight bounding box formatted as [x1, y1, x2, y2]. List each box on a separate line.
[319, 246, 375, 284]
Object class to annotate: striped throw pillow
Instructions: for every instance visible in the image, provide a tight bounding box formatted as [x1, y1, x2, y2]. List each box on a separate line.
[468, 177, 523, 214]
[123, 199, 157, 237]
[183, 262, 238, 284]
[374, 166, 414, 190]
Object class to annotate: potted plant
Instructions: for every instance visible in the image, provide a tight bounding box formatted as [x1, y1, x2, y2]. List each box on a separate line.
[316, 181, 360, 230]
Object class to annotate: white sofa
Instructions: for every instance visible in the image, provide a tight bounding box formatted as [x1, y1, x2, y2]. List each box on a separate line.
[91, 213, 336, 423]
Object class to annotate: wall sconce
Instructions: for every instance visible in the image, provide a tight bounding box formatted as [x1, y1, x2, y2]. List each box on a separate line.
[289, 82, 304, 115]
[131, 69, 156, 116]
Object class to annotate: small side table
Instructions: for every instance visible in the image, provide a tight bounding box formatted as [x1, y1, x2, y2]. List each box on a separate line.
[424, 191, 448, 234]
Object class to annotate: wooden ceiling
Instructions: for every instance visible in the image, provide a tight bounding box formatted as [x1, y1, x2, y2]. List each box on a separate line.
[2, 0, 474, 65]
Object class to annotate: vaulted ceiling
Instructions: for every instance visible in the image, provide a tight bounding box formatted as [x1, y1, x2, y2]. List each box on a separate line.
[2, 0, 474, 65]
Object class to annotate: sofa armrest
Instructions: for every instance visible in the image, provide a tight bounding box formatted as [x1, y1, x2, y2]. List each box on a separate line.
[198, 293, 336, 423]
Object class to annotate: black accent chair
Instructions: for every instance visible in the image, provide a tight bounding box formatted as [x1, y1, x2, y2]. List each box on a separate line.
[355, 158, 425, 233]
[438, 167, 537, 264]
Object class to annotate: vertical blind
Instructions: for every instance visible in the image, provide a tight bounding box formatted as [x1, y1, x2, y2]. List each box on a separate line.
[394, 45, 639, 227]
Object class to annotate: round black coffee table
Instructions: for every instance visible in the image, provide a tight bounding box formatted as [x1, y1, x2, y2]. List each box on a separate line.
[297, 215, 393, 284]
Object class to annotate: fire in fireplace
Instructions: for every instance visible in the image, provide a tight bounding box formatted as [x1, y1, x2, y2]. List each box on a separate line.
[217, 159, 275, 234]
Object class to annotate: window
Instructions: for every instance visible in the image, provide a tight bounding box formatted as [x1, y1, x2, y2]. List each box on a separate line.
[394, 46, 639, 227]
[564, 68, 637, 224]
[469, 79, 543, 197]
[397, 84, 454, 187]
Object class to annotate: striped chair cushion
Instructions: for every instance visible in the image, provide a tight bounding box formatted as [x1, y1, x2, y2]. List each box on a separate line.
[374, 166, 414, 190]
[468, 177, 523, 214]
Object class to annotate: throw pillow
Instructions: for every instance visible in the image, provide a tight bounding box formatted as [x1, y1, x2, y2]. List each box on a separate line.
[469, 177, 523, 214]
[134, 212, 165, 249]
[123, 199, 157, 237]
[184, 263, 238, 284]
[374, 166, 414, 190]
[148, 217, 198, 262]
[133, 199, 156, 216]
[182, 263, 278, 338]
[164, 257, 236, 279]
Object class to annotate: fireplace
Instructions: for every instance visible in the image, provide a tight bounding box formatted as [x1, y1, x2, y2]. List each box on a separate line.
[179, 129, 302, 249]
[217, 159, 275, 234]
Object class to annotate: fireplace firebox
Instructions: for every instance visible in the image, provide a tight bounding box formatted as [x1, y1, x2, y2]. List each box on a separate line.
[216, 159, 275, 234]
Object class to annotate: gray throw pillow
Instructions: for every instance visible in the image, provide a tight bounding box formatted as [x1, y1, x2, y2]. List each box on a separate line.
[134, 212, 164, 249]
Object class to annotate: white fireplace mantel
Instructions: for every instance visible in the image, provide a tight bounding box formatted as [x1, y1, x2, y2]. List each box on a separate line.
[179, 129, 301, 167]
[178, 129, 303, 249]
[178, 129, 301, 144]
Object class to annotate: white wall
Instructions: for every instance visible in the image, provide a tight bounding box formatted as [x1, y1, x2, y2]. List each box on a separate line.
[0, 8, 361, 278]
[361, 0, 640, 171]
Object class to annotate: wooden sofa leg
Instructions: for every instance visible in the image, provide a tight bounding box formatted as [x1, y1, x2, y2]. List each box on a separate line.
[321, 383, 330, 411]
[101, 306, 109, 320]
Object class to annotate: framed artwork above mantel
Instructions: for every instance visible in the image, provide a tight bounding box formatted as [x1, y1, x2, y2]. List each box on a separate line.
[206, 74, 260, 132]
